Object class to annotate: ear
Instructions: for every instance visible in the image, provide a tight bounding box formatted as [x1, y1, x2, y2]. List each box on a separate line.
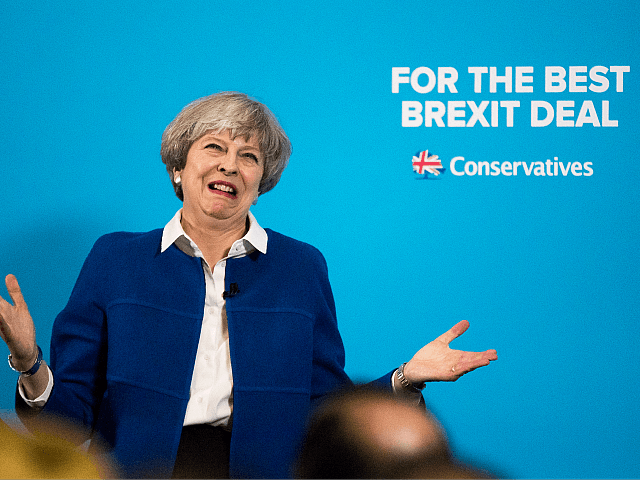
[173, 169, 182, 183]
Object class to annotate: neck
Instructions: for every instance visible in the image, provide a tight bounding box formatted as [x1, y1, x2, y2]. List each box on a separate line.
[180, 211, 249, 267]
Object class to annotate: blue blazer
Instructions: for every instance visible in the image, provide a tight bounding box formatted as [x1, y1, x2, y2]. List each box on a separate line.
[17, 228, 394, 478]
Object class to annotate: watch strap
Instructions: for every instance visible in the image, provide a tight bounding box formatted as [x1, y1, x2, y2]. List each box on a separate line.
[8, 345, 43, 377]
[397, 362, 426, 392]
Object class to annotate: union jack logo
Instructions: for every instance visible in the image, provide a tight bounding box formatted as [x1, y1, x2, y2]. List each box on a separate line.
[412, 150, 444, 176]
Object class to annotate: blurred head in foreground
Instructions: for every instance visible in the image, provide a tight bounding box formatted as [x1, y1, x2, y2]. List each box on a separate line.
[0, 416, 112, 479]
[294, 385, 494, 479]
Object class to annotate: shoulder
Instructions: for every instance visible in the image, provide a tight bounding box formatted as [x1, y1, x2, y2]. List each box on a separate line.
[92, 229, 163, 250]
[264, 229, 328, 270]
[227, 229, 336, 312]
[87, 229, 164, 265]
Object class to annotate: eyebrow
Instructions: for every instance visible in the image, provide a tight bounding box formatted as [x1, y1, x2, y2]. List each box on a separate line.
[200, 134, 261, 152]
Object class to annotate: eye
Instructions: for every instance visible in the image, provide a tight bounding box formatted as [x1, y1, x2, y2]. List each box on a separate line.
[242, 152, 259, 163]
[205, 143, 223, 151]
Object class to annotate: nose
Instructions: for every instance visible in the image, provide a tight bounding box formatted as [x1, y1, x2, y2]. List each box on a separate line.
[217, 150, 239, 175]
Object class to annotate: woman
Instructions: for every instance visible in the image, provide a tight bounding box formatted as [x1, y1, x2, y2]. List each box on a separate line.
[0, 92, 497, 479]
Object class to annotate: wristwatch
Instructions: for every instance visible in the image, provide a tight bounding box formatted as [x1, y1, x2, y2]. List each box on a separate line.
[396, 362, 426, 393]
[8, 345, 43, 377]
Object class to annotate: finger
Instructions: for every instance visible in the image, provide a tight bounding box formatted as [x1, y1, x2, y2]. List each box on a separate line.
[455, 350, 497, 371]
[0, 289, 9, 312]
[5, 274, 25, 307]
[436, 319, 470, 345]
[462, 349, 498, 361]
[473, 349, 498, 362]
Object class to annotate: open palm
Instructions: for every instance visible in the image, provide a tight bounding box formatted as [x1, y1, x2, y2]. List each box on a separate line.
[404, 320, 498, 383]
[0, 274, 37, 371]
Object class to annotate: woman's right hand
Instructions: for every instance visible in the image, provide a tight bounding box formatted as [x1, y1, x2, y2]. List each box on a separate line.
[0, 274, 38, 371]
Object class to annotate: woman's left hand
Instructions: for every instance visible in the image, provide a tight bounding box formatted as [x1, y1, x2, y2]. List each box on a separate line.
[403, 320, 498, 383]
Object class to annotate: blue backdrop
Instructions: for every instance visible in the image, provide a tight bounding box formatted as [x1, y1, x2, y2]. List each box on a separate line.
[1, 1, 638, 477]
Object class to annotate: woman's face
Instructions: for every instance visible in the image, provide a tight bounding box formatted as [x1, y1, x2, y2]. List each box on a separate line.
[176, 130, 264, 226]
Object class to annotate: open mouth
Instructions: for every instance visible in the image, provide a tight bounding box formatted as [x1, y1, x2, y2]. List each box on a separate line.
[208, 181, 237, 198]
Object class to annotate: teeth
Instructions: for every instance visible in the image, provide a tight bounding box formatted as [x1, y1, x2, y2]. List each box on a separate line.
[211, 183, 235, 194]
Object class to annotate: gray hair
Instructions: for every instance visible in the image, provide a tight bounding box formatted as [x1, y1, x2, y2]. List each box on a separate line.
[160, 92, 291, 200]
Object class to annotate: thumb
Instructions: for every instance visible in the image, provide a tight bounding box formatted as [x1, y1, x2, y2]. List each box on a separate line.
[437, 319, 470, 345]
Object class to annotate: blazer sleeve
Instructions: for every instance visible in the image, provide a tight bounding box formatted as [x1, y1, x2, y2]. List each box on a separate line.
[305, 249, 424, 405]
[305, 247, 354, 406]
[17, 236, 111, 441]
